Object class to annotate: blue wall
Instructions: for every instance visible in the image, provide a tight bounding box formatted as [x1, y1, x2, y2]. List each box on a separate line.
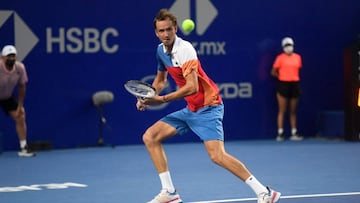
[1, 0, 360, 150]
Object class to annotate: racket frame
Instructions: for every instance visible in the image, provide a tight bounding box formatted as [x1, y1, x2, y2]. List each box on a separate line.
[124, 80, 156, 99]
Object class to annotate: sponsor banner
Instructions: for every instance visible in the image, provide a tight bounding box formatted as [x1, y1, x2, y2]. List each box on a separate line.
[0, 0, 359, 149]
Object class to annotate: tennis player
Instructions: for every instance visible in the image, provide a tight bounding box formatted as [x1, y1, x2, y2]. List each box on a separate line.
[0, 45, 35, 157]
[136, 9, 280, 203]
[271, 37, 303, 141]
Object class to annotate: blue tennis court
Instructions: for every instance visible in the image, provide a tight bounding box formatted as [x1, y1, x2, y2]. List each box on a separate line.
[1, 139, 359, 203]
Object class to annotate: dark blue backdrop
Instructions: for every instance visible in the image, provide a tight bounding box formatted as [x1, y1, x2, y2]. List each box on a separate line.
[1, 0, 359, 150]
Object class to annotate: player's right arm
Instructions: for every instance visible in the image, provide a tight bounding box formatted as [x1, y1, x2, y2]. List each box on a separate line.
[271, 55, 281, 78]
[136, 70, 167, 111]
[271, 67, 279, 78]
[152, 70, 168, 94]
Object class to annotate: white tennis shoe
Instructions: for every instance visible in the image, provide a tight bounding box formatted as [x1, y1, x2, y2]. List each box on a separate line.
[257, 186, 281, 203]
[18, 145, 36, 157]
[289, 134, 304, 141]
[147, 189, 182, 203]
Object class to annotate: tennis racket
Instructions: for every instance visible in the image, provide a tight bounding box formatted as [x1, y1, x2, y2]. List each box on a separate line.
[124, 80, 156, 99]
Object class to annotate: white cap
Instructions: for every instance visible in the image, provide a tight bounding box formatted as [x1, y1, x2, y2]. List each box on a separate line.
[2, 45, 17, 56]
[281, 37, 294, 47]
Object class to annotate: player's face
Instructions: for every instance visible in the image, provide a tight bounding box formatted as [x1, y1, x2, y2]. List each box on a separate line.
[2, 54, 16, 70]
[155, 19, 177, 51]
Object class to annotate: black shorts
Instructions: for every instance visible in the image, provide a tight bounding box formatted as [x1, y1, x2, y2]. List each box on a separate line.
[277, 81, 301, 98]
[0, 96, 18, 115]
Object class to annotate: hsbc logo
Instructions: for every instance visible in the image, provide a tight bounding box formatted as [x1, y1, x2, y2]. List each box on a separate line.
[169, 0, 226, 56]
[0, 10, 119, 57]
[0, 10, 39, 61]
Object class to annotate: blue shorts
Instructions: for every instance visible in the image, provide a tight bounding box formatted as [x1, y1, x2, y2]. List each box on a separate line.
[160, 104, 224, 141]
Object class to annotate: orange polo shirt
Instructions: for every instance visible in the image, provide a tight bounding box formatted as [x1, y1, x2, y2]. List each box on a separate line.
[273, 53, 302, 82]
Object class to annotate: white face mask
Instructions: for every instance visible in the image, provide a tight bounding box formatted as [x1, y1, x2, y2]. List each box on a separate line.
[283, 46, 294, 54]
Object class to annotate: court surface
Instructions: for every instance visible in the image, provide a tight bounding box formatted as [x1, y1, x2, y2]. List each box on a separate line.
[1, 139, 360, 203]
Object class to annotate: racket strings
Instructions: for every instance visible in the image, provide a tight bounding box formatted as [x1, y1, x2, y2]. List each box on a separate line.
[128, 85, 152, 95]
[125, 81, 156, 98]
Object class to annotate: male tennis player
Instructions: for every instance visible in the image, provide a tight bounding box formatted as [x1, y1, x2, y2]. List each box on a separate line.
[137, 9, 280, 203]
[0, 45, 35, 157]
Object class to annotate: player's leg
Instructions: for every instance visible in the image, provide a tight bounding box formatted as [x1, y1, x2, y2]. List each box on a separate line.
[204, 140, 251, 180]
[9, 107, 34, 157]
[9, 107, 26, 141]
[288, 83, 303, 141]
[143, 120, 177, 174]
[289, 98, 298, 131]
[276, 92, 288, 141]
[191, 104, 280, 202]
[204, 140, 281, 203]
[289, 98, 303, 140]
[3, 97, 34, 157]
[143, 119, 183, 203]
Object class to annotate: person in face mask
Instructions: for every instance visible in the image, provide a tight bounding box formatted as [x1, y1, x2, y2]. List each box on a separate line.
[0, 45, 35, 157]
[271, 37, 304, 142]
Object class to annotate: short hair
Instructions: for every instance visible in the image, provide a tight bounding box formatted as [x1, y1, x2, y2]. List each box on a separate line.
[153, 9, 177, 29]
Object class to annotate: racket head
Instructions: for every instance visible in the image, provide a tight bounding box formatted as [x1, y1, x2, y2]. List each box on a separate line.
[124, 80, 156, 98]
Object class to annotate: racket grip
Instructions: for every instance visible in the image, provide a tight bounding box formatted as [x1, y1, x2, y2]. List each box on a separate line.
[136, 98, 146, 108]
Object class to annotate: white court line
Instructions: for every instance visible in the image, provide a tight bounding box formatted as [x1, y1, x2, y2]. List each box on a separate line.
[187, 192, 360, 203]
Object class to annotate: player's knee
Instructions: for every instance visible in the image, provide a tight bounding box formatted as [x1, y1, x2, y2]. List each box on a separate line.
[142, 130, 157, 145]
[12, 112, 25, 122]
[15, 114, 25, 123]
[278, 108, 287, 114]
[142, 133, 150, 144]
[208, 152, 224, 165]
[289, 109, 297, 115]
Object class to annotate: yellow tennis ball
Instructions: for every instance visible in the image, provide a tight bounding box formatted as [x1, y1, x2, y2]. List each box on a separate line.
[182, 19, 195, 32]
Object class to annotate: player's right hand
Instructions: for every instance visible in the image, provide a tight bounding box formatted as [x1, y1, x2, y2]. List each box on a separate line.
[136, 99, 148, 111]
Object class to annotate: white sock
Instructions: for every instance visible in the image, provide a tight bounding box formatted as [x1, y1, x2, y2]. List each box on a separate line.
[20, 140, 27, 149]
[245, 175, 268, 195]
[278, 128, 284, 135]
[159, 171, 175, 193]
[291, 128, 297, 135]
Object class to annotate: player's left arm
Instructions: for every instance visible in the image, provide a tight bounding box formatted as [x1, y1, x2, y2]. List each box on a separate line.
[17, 84, 25, 106]
[161, 43, 199, 102]
[152, 70, 168, 94]
[298, 54, 303, 69]
[162, 69, 198, 103]
[17, 63, 28, 109]
[142, 68, 198, 105]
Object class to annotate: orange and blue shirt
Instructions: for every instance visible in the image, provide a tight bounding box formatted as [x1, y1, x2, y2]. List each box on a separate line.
[273, 53, 302, 82]
[156, 36, 222, 112]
